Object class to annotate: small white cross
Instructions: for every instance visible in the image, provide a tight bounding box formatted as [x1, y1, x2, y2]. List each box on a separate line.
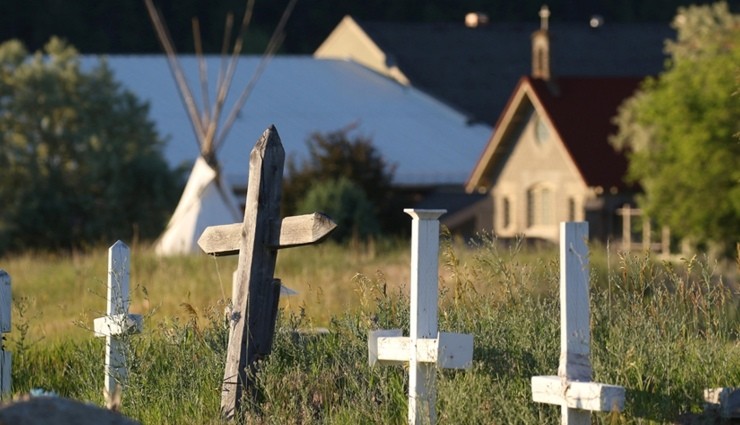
[93, 241, 143, 405]
[531, 222, 625, 424]
[369, 209, 474, 425]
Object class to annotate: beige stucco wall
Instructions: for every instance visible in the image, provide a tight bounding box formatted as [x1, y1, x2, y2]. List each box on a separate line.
[492, 108, 589, 242]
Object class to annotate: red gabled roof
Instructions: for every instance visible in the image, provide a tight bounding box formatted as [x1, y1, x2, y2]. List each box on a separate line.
[527, 76, 643, 190]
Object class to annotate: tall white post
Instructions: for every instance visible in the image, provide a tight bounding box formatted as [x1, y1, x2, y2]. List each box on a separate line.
[532, 222, 625, 424]
[408, 209, 443, 424]
[0, 270, 11, 397]
[368, 209, 474, 425]
[94, 241, 142, 406]
[559, 222, 592, 424]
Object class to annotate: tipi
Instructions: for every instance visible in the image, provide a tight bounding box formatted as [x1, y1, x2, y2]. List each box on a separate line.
[154, 156, 240, 255]
[147, 0, 295, 255]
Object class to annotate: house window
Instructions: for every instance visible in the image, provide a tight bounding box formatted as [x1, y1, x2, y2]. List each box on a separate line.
[502, 197, 511, 228]
[567, 197, 576, 221]
[527, 184, 554, 227]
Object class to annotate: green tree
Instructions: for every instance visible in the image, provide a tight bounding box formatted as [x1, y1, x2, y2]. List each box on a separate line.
[0, 38, 180, 253]
[283, 127, 398, 234]
[610, 2, 740, 254]
[297, 177, 380, 241]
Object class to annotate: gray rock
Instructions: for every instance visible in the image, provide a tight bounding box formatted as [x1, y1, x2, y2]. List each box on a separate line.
[704, 387, 740, 419]
[0, 396, 140, 425]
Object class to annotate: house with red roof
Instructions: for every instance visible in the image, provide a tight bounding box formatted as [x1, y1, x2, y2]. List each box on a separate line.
[463, 7, 644, 242]
[316, 8, 669, 239]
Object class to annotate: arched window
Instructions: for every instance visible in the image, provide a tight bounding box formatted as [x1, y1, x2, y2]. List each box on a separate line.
[502, 197, 511, 229]
[527, 184, 554, 227]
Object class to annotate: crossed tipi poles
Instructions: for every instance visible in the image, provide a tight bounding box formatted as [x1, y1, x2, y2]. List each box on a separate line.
[145, 0, 297, 255]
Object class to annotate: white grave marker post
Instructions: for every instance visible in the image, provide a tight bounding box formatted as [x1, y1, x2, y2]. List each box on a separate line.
[368, 209, 474, 425]
[531, 222, 625, 424]
[0, 270, 11, 396]
[93, 241, 143, 406]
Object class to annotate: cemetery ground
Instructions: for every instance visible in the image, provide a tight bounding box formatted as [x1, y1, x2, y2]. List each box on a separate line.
[0, 236, 738, 424]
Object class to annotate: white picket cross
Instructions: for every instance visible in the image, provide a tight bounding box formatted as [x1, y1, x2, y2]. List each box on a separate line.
[368, 209, 474, 425]
[0, 270, 11, 397]
[93, 241, 143, 405]
[531, 222, 625, 424]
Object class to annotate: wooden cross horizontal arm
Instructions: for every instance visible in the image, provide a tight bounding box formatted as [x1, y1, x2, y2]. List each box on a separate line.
[198, 212, 337, 256]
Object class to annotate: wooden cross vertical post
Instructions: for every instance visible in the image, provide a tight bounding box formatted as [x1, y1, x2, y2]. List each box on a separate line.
[222, 126, 283, 418]
[197, 126, 336, 419]
[531, 222, 625, 424]
[368, 209, 474, 425]
[0, 270, 11, 397]
[93, 241, 143, 406]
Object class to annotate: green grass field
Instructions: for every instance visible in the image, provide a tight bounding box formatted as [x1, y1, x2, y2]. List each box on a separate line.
[0, 236, 738, 424]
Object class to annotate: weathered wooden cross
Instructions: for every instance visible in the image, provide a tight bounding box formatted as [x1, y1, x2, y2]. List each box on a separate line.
[0, 269, 11, 397]
[531, 222, 625, 424]
[197, 126, 337, 419]
[368, 209, 474, 425]
[93, 241, 143, 406]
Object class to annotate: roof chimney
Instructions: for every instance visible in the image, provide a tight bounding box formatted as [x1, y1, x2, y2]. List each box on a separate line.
[531, 5, 551, 80]
[465, 12, 489, 28]
[589, 15, 604, 29]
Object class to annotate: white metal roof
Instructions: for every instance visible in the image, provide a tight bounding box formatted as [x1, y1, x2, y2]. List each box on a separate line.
[82, 55, 492, 186]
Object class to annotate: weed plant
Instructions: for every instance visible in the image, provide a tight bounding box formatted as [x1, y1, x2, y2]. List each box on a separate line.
[3, 235, 739, 424]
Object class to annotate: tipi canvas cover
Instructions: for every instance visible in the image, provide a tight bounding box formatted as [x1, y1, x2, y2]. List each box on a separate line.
[154, 157, 241, 255]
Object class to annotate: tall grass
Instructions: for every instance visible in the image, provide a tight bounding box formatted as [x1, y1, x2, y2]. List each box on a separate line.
[0, 239, 410, 342]
[1, 235, 738, 424]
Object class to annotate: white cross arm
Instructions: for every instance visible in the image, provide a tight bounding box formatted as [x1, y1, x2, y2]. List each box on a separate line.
[369, 329, 473, 369]
[94, 314, 143, 338]
[531, 375, 625, 412]
[368, 329, 403, 366]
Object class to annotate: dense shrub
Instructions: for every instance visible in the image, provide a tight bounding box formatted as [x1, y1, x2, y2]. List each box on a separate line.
[0, 38, 180, 254]
[297, 177, 380, 242]
[283, 128, 397, 235]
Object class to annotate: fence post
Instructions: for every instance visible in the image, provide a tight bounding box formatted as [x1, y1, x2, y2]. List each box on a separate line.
[531, 222, 625, 424]
[0, 270, 11, 397]
[93, 241, 143, 407]
[368, 209, 474, 425]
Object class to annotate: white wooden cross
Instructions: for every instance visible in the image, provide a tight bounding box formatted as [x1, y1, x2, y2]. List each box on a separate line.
[0, 269, 11, 396]
[93, 241, 143, 406]
[531, 222, 625, 424]
[368, 209, 474, 425]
